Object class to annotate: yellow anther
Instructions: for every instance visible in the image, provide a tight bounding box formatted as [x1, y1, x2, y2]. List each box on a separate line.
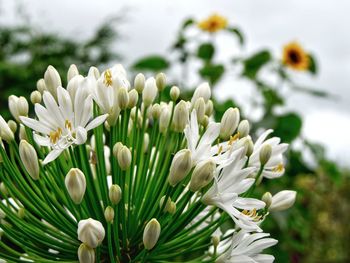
[65, 120, 72, 130]
[104, 69, 113, 86]
[273, 163, 284, 172]
[228, 132, 240, 145]
[49, 128, 62, 144]
[217, 145, 223, 155]
[241, 208, 261, 222]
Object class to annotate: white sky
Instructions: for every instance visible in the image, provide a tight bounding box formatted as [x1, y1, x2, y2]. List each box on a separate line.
[1, 0, 349, 166]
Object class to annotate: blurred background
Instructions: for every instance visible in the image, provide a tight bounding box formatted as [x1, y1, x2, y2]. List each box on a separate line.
[0, 0, 349, 262]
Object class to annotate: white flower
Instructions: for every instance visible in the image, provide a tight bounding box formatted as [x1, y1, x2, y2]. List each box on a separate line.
[269, 190, 296, 212]
[185, 110, 231, 166]
[20, 86, 107, 164]
[203, 148, 266, 232]
[216, 230, 278, 263]
[249, 129, 288, 179]
[93, 64, 130, 124]
[78, 218, 105, 248]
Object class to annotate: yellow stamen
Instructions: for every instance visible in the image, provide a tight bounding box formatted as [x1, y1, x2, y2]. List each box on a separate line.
[104, 69, 113, 86]
[65, 120, 72, 130]
[49, 128, 62, 144]
[217, 145, 223, 155]
[273, 163, 284, 172]
[241, 208, 261, 222]
[228, 132, 240, 145]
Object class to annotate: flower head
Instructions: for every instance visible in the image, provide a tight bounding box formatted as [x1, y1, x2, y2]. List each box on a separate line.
[198, 13, 228, 33]
[282, 42, 309, 71]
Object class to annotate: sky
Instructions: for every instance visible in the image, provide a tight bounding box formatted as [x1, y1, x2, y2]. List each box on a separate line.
[1, 0, 349, 166]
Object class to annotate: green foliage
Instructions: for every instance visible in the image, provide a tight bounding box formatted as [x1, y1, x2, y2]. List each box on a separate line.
[273, 113, 303, 143]
[132, 55, 169, 71]
[242, 50, 271, 79]
[226, 27, 245, 45]
[308, 53, 318, 75]
[199, 63, 225, 85]
[197, 43, 215, 61]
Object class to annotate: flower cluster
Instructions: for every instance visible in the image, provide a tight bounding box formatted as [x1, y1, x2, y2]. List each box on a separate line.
[0, 64, 296, 262]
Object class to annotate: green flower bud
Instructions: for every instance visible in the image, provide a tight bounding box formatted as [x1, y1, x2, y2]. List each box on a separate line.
[259, 144, 272, 166]
[172, 100, 189, 132]
[134, 73, 145, 93]
[205, 100, 214, 116]
[30, 90, 42, 104]
[156, 72, 167, 91]
[220, 107, 240, 140]
[65, 168, 86, 204]
[104, 206, 115, 223]
[117, 87, 129, 110]
[117, 146, 132, 170]
[19, 140, 39, 180]
[262, 192, 272, 208]
[36, 78, 46, 93]
[170, 86, 180, 101]
[67, 64, 79, 82]
[7, 120, 17, 134]
[194, 98, 206, 124]
[128, 89, 139, 109]
[44, 65, 62, 99]
[143, 218, 161, 250]
[159, 196, 172, 212]
[0, 116, 14, 142]
[238, 120, 250, 138]
[109, 184, 122, 205]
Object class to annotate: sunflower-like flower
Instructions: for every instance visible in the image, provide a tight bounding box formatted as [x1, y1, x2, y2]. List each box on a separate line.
[198, 13, 228, 33]
[282, 41, 310, 71]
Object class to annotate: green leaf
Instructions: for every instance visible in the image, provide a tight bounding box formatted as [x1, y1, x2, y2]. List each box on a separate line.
[292, 86, 331, 98]
[242, 50, 271, 79]
[197, 43, 215, 61]
[273, 112, 302, 143]
[132, 55, 170, 71]
[308, 53, 317, 75]
[261, 87, 284, 109]
[226, 27, 244, 45]
[320, 159, 343, 185]
[199, 63, 225, 85]
[182, 18, 194, 29]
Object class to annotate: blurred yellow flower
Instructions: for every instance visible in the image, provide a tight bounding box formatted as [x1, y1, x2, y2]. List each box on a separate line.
[198, 14, 228, 33]
[282, 42, 310, 71]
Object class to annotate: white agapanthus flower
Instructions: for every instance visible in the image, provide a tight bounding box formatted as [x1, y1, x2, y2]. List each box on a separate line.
[216, 230, 278, 263]
[249, 129, 288, 179]
[203, 148, 266, 232]
[20, 86, 107, 164]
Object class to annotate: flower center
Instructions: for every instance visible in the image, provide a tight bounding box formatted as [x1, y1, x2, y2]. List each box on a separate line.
[288, 50, 301, 64]
[228, 132, 240, 146]
[65, 120, 72, 131]
[50, 128, 62, 144]
[273, 163, 284, 172]
[241, 208, 262, 222]
[104, 69, 113, 86]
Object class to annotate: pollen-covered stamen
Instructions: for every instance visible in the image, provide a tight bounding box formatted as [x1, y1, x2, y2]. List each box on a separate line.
[217, 145, 223, 155]
[50, 128, 62, 144]
[104, 69, 113, 86]
[228, 132, 240, 146]
[273, 163, 284, 172]
[65, 120, 72, 130]
[241, 208, 262, 222]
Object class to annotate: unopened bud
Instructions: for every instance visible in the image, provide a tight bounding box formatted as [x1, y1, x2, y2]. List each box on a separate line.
[220, 108, 240, 140]
[159, 196, 172, 212]
[19, 124, 28, 141]
[143, 133, 149, 153]
[67, 64, 79, 82]
[36, 78, 46, 93]
[205, 100, 214, 116]
[0, 116, 14, 142]
[151, 104, 161, 119]
[212, 235, 220, 248]
[78, 243, 95, 263]
[189, 160, 216, 192]
[168, 202, 176, 214]
[7, 120, 17, 133]
[117, 146, 132, 170]
[202, 115, 209, 128]
[259, 144, 272, 166]
[19, 140, 39, 180]
[17, 97, 29, 117]
[65, 168, 86, 204]
[191, 82, 211, 105]
[194, 98, 206, 124]
[78, 218, 105, 248]
[113, 142, 123, 159]
[172, 100, 189, 132]
[170, 86, 180, 101]
[245, 137, 254, 157]
[159, 106, 171, 134]
[104, 206, 115, 223]
[269, 190, 296, 212]
[117, 87, 129, 110]
[262, 192, 272, 208]
[143, 218, 161, 250]
[0, 182, 8, 196]
[88, 66, 100, 79]
[128, 89, 139, 108]
[18, 207, 25, 219]
[30, 91, 42, 104]
[143, 77, 158, 106]
[134, 73, 145, 93]
[44, 65, 62, 99]
[109, 184, 122, 205]
[168, 149, 192, 186]
[238, 120, 250, 138]
[156, 72, 167, 91]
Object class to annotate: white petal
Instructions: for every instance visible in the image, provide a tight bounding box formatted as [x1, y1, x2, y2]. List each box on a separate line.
[85, 114, 108, 131]
[43, 148, 65, 165]
[75, 127, 87, 145]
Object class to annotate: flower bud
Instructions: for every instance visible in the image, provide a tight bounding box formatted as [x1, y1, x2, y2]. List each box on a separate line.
[36, 78, 46, 93]
[262, 192, 272, 208]
[159, 196, 172, 212]
[259, 144, 272, 166]
[172, 100, 189, 132]
[245, 137, 254, 157]
[117, 87, 129, 110]
[8, 95, 19, 122]
[30, 91, 42, 104]
[189, 160, 216, 192]
[18, 207, 25, 219]
[205, 100, 214, 116]
[67, 64, 79, 82]
[142, 77, 158, 106]
[202, 115, 209, 128]
[104, 206, 115, 223]
[109, 184, 122, 205]
[78, 243, 95, 263]
[7, 120, 17, 133]
[156, 72, 167, 91]
[65, 168, 86, 204]
[113, 142, 123, 159]
[143, 133, 149, 153]
[128, 89, 139, 108]
[238, 120, 250, 138]
[159, 106, 171, 134]
[19, 124, 28, 141]
[17, 96, 29, 117]
[19, 140, 39, 180]
[134, 73, 145, 93]
[212, 235, 220, 248]
[168, 202, 176, 214]
[88, 66, 100, 79]
[117, 146, 132, 170]
[170, 86, 180, 101]
[220, 108, 240, 140]
[191, 82, 211, 105]
[168, 149, 192, 186]
[0, 116, 14, 142]
[151, 103, 161, 119]
[269, 190, 297, 212]
[194, 98, 206, 124]
[143, 218, 161, 250]
[0, 182, 8, 197]
[78, 218, 105, 248]
[44, 65, 62, 99]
